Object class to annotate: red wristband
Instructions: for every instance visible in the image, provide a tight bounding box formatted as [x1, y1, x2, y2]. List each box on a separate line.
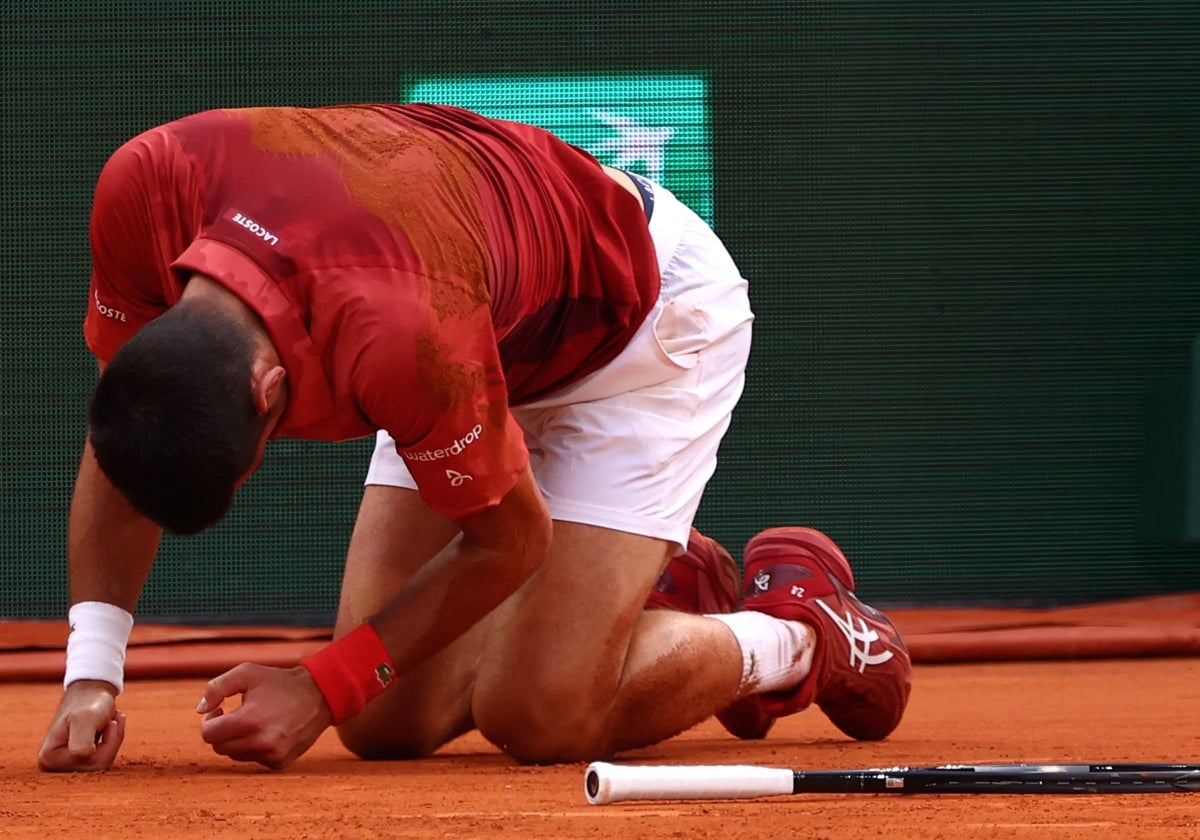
[301, 623, 397, 724]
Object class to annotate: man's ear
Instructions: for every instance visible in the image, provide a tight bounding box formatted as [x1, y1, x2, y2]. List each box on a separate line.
[251, 363, 287, 416]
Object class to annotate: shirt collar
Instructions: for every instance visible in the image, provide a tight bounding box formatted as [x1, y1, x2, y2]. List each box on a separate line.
[171, 237, 338, 439]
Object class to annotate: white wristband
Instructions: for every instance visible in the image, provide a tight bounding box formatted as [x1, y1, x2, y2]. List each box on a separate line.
[64, 601, 135, 693]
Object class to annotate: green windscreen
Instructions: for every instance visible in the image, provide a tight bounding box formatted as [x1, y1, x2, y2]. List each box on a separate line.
[2, 2, 1197, 623]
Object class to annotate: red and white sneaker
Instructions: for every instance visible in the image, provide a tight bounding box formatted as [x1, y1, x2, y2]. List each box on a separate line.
[645, 528, 742, 615]
[716, 527, 912, 741]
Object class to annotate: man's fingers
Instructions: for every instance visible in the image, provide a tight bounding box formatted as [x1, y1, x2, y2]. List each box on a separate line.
[57, 709, 124, 770]
[66, 710, 103, 759]
[197, 662, 257, 714]
[205, 734, 280, 769]
[37, 684, 122, 772]
[199, 703, 296, 769]
[36, 717, 76, 772]
[89, 712, 126, 770]
[194, 663, 324, 770]
[199, 702, 259, 745]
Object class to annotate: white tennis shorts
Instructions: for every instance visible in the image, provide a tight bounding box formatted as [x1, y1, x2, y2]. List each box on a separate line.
[365, 180, 753, 551]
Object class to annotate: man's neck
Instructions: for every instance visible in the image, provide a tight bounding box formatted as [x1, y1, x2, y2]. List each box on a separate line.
[180, 273, 280, 366]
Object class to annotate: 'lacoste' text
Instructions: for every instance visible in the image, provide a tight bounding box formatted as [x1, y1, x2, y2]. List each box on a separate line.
[232, 212, 279, 246]
[94, 291, 127, 322]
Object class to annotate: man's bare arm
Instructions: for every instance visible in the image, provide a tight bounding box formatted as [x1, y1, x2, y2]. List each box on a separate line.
[67, 437, 162, 609]
[194, 465, 552, 769]
[369, 464, 552, 675]
[38, 363, 163, 772]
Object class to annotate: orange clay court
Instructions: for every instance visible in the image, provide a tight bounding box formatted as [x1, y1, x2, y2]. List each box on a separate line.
[3, 595, 1199, 839]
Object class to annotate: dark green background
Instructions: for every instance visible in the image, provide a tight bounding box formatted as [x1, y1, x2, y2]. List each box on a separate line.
[3, 2, 1197, 622]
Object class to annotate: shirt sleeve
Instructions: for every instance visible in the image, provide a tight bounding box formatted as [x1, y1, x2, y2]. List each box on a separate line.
[350, 280, 529, 520]
[83, 130, 192, 362]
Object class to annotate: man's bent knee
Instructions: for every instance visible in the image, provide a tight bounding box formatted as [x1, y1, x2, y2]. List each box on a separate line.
[336, 692, 472, 760]
[336, 712, 438, 760]
[473, 682, 609, 764]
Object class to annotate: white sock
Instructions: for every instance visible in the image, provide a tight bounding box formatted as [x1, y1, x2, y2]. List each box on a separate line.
[708, 611, 815, 695]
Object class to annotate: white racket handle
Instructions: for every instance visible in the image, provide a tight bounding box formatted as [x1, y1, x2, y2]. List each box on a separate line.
[585, 761, 793, 804]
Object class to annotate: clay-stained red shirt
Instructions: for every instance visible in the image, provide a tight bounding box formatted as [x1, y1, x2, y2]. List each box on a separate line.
[84, 104, 660, 518]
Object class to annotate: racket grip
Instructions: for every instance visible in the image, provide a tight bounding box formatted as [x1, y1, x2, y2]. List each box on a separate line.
[585, 762, 793, 804]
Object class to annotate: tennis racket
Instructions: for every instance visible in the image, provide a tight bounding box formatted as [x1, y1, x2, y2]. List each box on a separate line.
[584, 761, 1200, 804]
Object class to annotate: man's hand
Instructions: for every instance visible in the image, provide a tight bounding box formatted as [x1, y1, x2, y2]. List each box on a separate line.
[37, 680, 126, 772]
[196, 663, 333, 770]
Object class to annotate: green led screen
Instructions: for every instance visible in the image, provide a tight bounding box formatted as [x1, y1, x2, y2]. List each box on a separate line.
[405, 74, 712, 223]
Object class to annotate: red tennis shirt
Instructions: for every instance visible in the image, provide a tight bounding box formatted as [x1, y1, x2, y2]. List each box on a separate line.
[83, 104, 660, 519]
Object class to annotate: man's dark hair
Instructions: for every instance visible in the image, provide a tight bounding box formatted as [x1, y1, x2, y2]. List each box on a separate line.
[88, 301, 268, 535]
